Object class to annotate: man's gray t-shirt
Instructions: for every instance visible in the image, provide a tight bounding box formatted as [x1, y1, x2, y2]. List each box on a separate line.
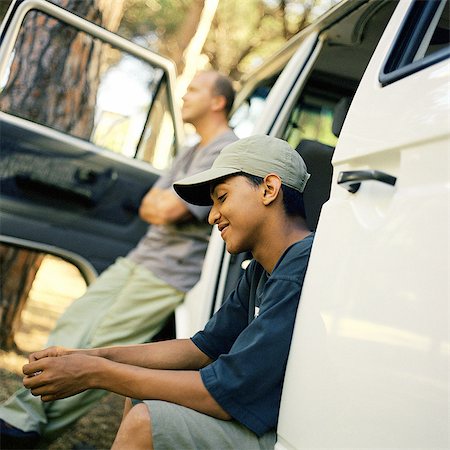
[128, 130, 238, 292]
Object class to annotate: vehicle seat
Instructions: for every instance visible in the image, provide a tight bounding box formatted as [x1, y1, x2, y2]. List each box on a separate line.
[295, 96, 351, 230]
[332, 96, 352, 138]
[295, 140, 334, 231]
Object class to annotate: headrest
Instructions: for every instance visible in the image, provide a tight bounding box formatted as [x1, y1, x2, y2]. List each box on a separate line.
[295, 139, 334, 231]
[332, 97, 352, 137]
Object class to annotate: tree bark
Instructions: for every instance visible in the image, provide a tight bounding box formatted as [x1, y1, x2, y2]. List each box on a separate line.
[0, 0, 125, 139]
[0, 245, 45, 351]
[159, 0, 205, 73]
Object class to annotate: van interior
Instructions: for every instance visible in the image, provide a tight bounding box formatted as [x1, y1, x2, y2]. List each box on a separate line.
[220, 0, 399, 303]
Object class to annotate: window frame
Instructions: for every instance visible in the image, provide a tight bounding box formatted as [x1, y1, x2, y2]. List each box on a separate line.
[0, 0, 183, 160]
[379, 0, 450, 86]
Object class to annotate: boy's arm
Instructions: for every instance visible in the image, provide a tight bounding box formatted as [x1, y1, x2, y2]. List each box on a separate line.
[24, 354, 230, 420]
[22, 340, 230, 420]
[28, 339, 211, 370]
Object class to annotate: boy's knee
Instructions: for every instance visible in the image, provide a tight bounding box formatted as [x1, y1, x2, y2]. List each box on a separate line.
[126, 404, 151, 430]
[114, 404, 152, 450]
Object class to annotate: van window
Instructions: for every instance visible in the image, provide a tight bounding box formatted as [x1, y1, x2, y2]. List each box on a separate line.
[380, 0, 450, 85]
[135, 81, 176, 170]
[283, 99, 337, 149]
[276, 0, 399, 149]
[230, 80, 276, 138]
[0, 9, 177, 169]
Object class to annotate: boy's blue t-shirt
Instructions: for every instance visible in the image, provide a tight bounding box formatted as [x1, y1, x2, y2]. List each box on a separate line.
[191, 233, 314, 436]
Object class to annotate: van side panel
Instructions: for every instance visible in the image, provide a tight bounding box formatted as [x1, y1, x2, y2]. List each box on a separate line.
[277, 0, 449, 448]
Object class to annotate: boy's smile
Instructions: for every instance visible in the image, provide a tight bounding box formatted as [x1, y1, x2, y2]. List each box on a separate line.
[217, 221, 229, 238]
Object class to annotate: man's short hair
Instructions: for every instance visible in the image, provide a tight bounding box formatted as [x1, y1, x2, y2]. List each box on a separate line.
[212, 74, 235, 117]
[241, 173, 306, 219]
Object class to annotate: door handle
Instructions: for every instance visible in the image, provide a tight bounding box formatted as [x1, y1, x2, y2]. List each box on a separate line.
[338, 170, 397, 193]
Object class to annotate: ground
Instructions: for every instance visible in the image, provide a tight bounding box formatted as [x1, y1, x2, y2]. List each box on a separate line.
[0, 256, 123, 449]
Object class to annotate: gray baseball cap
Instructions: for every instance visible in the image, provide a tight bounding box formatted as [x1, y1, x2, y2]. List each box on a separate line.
[173, 134, 310, 206]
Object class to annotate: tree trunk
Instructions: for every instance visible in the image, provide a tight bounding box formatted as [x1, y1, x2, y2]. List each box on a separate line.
[175, 0, 218, 99]
[0, 246, 45, 351]
[159, 0, 206, 73]
[0, 0, 125, 139]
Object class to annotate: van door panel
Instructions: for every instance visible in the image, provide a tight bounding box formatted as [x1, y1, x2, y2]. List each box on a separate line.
[0, 0, 181, 275]
[278, 1, 449, 447]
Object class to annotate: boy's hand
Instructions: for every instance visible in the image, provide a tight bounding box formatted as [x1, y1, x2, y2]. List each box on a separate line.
[22, 353, 96, 402]
[28, 346, 72, 362]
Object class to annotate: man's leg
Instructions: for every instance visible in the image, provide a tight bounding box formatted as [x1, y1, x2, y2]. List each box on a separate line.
[42, 266, 183, 439]
[1, 259, 184, 439]
[0, 258, 135, 435]
[90, 263, 184, 348]
[112, 403, 153, 450]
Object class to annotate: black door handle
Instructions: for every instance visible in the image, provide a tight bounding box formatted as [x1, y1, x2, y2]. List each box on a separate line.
[338, 170, 397, 193]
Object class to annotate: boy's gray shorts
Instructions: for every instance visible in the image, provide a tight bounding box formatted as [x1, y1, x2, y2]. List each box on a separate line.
[142, 400, 276, 450]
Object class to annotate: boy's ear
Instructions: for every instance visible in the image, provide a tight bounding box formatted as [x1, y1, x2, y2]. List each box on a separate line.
[261, 174, 282, 206]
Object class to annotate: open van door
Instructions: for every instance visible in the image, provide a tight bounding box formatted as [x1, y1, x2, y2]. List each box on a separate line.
[0, 0, 183, 280]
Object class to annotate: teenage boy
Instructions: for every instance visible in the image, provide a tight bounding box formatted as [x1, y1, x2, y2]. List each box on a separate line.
[20, 135, 313, 450]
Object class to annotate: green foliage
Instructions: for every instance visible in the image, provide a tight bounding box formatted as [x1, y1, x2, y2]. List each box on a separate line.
[117, 0, 341, 79]
[119, 0, 194, 42]
[0, 0, 341, 81]
[0, 0, 12, 21]
[203, 0, 341, 79]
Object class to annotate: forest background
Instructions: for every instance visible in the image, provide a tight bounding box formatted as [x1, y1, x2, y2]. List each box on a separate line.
[0, 0, 341, 87]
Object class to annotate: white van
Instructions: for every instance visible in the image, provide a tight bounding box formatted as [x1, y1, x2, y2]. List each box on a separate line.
[1, 0, 448, 447]
[181, 0, 450, 448]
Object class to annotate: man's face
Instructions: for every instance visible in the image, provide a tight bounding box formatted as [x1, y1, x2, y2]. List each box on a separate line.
[181, 72, 217, 125]
[208, 175, 265, 255]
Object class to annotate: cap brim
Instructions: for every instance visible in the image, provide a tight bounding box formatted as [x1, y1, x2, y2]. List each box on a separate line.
[174, 167, 239, 206]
